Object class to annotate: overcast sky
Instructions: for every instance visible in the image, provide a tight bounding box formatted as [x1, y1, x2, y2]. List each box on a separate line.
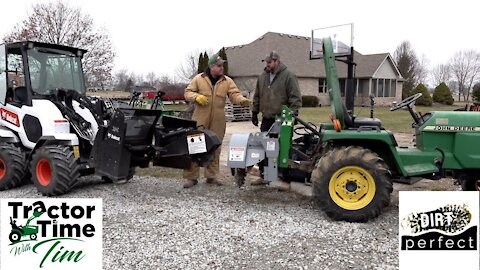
[1, 0, 478, 80]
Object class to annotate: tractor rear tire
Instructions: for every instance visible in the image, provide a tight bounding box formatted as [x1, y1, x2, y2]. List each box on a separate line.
[312, 146, 392, 222]
[0, 143, 27, 191]
[30, 146, 80, 196]
[460, 176, 480, 191]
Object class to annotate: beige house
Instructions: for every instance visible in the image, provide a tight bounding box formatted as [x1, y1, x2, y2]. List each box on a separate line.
[225, 32, 403, 106]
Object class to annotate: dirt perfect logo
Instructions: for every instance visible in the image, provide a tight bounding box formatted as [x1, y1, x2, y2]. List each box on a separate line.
[399, 191, 479, 270]
[401, 204, 475, 250]
[1, 199, 102, 270]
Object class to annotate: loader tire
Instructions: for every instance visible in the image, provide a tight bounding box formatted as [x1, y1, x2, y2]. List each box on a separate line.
[31, 146, 80, 196]
[460, 176, 480, 191]
[312, 146, 392, 222]
[0, 143, 27, 191]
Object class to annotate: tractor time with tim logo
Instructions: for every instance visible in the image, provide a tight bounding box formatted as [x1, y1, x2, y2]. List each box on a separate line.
[1, 199, 102, 270]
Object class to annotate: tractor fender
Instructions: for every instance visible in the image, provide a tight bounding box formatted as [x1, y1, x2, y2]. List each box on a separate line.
[0, 126, 19, 143]
[326, 138, 402, 175]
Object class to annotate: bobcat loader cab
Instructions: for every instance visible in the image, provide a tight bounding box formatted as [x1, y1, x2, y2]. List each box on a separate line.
[0, 41, 93, 147]
[0, 41, 220, 195]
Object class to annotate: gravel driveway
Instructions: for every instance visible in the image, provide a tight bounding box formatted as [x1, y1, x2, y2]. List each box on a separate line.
[0, 122, 459, 269]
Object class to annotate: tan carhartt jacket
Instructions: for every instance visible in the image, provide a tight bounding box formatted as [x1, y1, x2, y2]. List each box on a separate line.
[184, 72, 248, 140]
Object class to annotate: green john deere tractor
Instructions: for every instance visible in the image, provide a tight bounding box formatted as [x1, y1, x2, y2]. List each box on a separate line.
[228, 37, 480, 222]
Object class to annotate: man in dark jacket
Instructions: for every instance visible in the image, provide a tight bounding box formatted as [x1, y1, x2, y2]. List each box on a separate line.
[251, 51, 302, 191]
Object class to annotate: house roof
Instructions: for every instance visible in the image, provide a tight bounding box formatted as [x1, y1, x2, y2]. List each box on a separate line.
[225, 32, 403, 79]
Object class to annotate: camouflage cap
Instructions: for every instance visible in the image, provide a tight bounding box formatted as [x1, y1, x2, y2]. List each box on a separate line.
[262, 51, 280, 62]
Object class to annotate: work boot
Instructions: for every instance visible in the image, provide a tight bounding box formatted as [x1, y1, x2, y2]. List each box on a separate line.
[250, 176, 267, 186]
[183, 179, 198, 188]
[206, 178, 222, 186]
[271, 180, 291, 192]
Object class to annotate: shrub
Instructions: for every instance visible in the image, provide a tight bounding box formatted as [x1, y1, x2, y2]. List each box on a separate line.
[301, 95, 319, 107]
[411, 83, 432, 106]
[472, 83, 480, 102]
[432, 82, 454, 105]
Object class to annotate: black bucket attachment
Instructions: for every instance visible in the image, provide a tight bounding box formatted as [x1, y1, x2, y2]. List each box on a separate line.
[91, 110, 221, 181]
[91, 108, 161, 181]
[153, 115, 221, 169]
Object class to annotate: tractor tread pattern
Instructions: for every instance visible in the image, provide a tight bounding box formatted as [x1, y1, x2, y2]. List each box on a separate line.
[0, 143, 27, 190]
[31, 146, 80, 196]
[312, 146, 392, 222]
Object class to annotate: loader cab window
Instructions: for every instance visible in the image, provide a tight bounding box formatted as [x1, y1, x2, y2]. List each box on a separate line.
[0, 45, 6, 105]
[27, 47, 86, 96]
[5, 49, 27, 105]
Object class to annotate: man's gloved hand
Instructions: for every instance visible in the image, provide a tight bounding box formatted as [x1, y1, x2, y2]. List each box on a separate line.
[240, 99, 251, 107]
[195, 95, 209, 106]
[251, 112, 259, 126]
[293, 109, 299, 117]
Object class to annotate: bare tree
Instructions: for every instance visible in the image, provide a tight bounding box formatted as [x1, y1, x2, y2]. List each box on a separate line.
[114, 69, 129, 91]
[431, 64, 451, 86]
[449, 50, 480, 101]
[134, 73, 144, 87]
[393, 41, 419, 99]
[415, 54, 430, 85]
[145, 72, 159, 87]
[158, 74, 172, 89]
[175, 49, 215, 83]
[175, 53, 198, 83]
[3, 1, 115, 87]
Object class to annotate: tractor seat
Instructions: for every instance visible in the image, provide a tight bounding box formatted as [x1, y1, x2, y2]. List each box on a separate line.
[13, 86, 27, 104]
[351, 116, 382, 128]
[342, 103, 382, 128]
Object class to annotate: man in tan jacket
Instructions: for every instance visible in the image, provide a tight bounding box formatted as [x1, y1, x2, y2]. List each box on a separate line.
[183, 54, 251, 188]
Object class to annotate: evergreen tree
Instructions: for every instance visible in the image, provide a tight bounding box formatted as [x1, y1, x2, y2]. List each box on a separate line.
[197, 52, 204, 74]
[218, 47, 229, 76]
[432, 82, 454, 105]
[125, 79, 134, 92]
[411, 83, 432, 106]
[198, 51, 209, 73]
[472, 83, 480, 102]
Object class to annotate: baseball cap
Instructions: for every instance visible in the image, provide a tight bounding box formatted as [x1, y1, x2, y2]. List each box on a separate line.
[262, 51, 280, 62]
[208, 54, 226, 66]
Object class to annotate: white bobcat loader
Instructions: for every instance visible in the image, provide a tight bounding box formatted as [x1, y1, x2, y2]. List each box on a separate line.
[0, 41, 220, 196]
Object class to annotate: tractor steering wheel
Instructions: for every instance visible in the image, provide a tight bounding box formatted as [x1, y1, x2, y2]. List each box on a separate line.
[390, 93, 422, 111]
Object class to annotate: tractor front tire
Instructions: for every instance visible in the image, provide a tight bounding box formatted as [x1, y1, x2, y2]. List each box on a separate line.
[312, 146, 392, 222]
[0, 143, 27, 190]
[30, 146, 80, 196]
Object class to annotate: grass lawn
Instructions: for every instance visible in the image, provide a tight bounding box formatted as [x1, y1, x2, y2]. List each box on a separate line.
[165, 104, 465, 133]
[298, 105, 464, 133]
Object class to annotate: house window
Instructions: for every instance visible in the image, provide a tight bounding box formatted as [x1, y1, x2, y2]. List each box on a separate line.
[318, 78, 327, 93]
[385, 79, 391, 97]
[378, 79, 384, 97]
[390, 79, 396, 97]
[372, 78, 396, 97]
